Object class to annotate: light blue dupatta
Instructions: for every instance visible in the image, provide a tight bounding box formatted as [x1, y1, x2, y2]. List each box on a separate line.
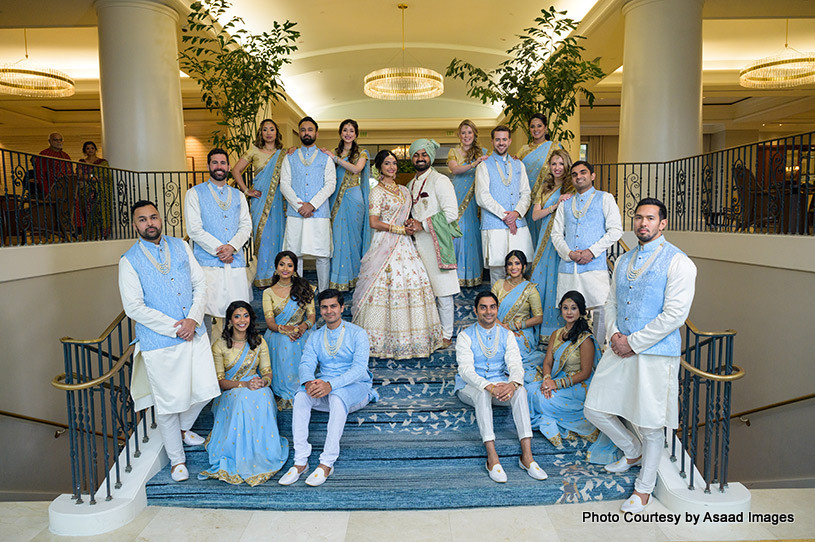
[249, 149, 286, 287]
[497, 281, 543, 381]
[263, 295, 312, 405]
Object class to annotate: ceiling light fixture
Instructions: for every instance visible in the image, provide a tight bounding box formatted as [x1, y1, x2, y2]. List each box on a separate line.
[363, 4, 443, 101]
[739, 20, 815, 89]
[0, 29, 75, 98]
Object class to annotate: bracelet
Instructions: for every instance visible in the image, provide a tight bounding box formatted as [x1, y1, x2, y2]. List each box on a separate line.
[303, 320, 313, 330]
[390, 224, 406, 235]
[261, 376, 271, 387]
[542, 373, 552, 380]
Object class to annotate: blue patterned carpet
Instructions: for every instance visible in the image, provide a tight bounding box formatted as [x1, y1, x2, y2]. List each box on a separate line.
[145, 279, 635, 510]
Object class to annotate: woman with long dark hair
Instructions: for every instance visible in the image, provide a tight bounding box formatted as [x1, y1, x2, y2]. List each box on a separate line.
[525, 290, 618, 464]
[517, 113, 563, 247]
[321, 119, 372, 290]
[231, 119, 287, 287]
[351, 150, 443, 358]
[199, 300, 289, 485]
[262, 251, 316, 408]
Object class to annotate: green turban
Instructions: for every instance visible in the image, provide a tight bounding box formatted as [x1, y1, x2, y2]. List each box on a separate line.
[409, 138, 440, 163]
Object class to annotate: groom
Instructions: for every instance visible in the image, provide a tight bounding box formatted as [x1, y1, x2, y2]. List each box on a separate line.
[405, 138, 460, 348]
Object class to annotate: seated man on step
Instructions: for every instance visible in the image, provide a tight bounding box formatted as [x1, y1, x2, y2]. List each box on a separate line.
[279, 288, 379, 487]
[454, 291, 548, 483]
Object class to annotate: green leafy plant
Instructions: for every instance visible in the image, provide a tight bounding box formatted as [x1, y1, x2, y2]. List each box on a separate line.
[179, 0, 299, 159]
[446, 6, 603, 144]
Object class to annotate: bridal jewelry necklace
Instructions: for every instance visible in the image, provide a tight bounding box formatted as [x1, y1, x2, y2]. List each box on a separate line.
[571, 190, 596, 219]
[476, 325, 499, 358]
[626, 243, 664, 281]
[323, 322, 345, 357]
[140, 239, 171, 275]
[298, 147, 318, 167]
[208, 181, 232, 211]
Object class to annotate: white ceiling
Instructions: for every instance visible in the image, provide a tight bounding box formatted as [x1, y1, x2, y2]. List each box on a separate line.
[1, 0, 814, 130]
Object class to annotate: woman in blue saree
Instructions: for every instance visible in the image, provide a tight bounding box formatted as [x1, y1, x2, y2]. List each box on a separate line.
[231, 119, 287, 287]
[322, 119, 371, 291]
[526, 290, 618, 464]
[492, 250, 544, 383]
[517, 113, 562, 248]
[263, 251, 316, 408]
[528, 149, 574, 337]
[447, 119, 488, 287]
[199, 301, 289, 485]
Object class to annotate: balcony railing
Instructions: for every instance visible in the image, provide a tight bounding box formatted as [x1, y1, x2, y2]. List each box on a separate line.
[595, 130, 814, 236]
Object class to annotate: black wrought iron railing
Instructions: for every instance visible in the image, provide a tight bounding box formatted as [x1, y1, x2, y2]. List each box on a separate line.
[595, 130, 813, 236]
[52, 312, 152, 505]
[0, 147, 211, 247]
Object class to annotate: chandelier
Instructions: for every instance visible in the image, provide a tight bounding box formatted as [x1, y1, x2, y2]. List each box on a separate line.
[739, 20, 815, 89]
[0, 29, 75, 98]
[363, 4, 444, 101]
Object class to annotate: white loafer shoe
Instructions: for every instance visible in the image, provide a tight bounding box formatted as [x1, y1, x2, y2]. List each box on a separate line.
[604, 456, 642, 473]
[486, 462, 507, 483]
[519, 459, 548, 480]
[305, 466, 334, 487]
[278, 466, 305, 486]
[170, 464, 189, 482]
[620, 493, 650, 513]
[181, 431, 205, 446]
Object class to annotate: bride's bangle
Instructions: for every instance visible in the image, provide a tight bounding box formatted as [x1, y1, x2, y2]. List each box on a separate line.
[390, 224, 406, 235]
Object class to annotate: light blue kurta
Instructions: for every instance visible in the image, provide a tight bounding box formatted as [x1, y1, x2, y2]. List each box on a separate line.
[199, 339, 289, 485]
[529, 187, 565, 336]
[329, 150, 371, 290]
[525, 331, 619, 465]
[450, 147, 485, 287]
[249, 149, 286, 287]
[299, 321, 378, 409]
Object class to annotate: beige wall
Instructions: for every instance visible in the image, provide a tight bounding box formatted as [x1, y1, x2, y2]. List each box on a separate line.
[0, 244, 124, 499]
[667, 232, 815, 487]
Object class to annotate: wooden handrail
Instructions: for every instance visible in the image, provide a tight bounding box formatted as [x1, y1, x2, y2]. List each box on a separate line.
[698, 393, 815, 428]
[51, 343, 134, 391]
[680, 360, 745, 382]
[0, 409, 124, 442]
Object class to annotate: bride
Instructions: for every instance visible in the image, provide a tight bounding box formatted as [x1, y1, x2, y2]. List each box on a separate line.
[351, 150, 443, 359]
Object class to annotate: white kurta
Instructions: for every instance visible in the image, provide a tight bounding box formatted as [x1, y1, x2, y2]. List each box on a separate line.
[584, 248, 697, 429]
[550, 190, 622, 308]
[456, 325, 524, 389]
[279, 151, 336, 258]
[474, 158, 534, 267]
[408, 168, 461, 297]
[184, 183, 253, 317]
[119, 241, 220, 415]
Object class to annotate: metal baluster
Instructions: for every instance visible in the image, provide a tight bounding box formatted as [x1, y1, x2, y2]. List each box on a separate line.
[81, 345, 99, 504]
[96, 338, 113, 501]
[688, 332, 702, 490]
[720, 335, 735, 491]
[63, 342, 81, 502]
[702, 335, 716, 493]
[107, 332, 122, 489]
[712, 336, 723, 487]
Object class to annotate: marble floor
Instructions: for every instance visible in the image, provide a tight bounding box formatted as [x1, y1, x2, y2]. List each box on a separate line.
[3, 489, 814, 541]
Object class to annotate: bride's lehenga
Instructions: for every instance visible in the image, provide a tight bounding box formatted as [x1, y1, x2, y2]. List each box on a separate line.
[351, 182, 443, 359]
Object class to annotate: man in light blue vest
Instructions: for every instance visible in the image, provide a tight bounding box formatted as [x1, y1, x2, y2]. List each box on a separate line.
[184, 148, 252, 337]
[584, 198, 696, 513]
[279, 288, 378, 487]
[551, 160, 622, 347]
[455, 291, 548, 483]
[119, 201, 221, 482]
[475, 125, 534, 285]
[280, 117, 337, 292]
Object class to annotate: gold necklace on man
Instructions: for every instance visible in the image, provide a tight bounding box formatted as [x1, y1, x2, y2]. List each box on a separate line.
[495, 155, 513, 186]
[298, 147, 318, 167]
[626, 243, 664, 281]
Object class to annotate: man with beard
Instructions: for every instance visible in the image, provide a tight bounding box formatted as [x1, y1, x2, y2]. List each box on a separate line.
[119, 200, 221, 481]
[551, 160, 622, 348]
[405, 139, 460, 348]
[474, 125, 534, 284]
[184, 148, 253, 337]
[280, 116, 337, 292]
[584, 197, 696, 513]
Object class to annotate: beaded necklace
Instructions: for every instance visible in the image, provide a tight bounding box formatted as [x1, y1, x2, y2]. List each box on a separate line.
[207, 181, 232, 211]
[626, 243, 664, 281]
[476, 325, 499, 359]
[139, 238, 171, 275]
[298, 147, 318, 167]
[571, 189, 596, 219]
[323, 322, 345, 357]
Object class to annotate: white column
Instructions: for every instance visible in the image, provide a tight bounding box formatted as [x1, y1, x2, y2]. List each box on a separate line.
[96, 0, 187, 172]
[618, 0, 703, 164]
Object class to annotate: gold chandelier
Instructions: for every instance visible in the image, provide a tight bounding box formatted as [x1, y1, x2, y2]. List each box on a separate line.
[363, 4, 444, 101]
[0, 29, 75, 98]
[739, 20, 815, 89]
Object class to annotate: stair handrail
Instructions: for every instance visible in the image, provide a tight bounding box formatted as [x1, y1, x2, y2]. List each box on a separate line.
[59, 311, 126, 345]
[51, 343, 134, 391]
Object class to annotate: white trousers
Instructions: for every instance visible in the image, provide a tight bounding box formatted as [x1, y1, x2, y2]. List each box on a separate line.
[590, 306, 606, 349]
[155, 400, 208, 466]
[292, 391, 369, 468]
[489, 266, 506, 285]
[584, 406, 663, 494]
[457, 384, 532, 443]
[297, 257, 330, 293]
[437, 295, 455, 339]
